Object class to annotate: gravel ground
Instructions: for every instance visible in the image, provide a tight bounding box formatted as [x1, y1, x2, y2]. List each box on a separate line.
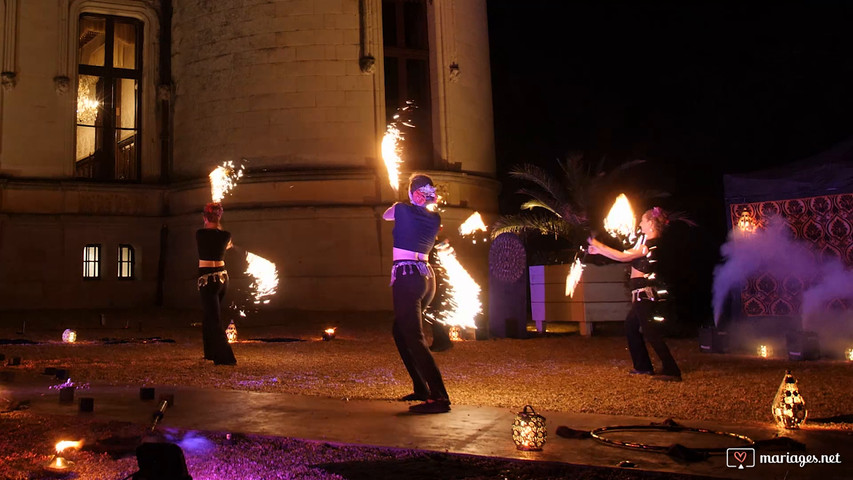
[1, 309, 851, 478]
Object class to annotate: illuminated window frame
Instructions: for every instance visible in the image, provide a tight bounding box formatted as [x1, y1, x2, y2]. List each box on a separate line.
[117, 244, 135, 279]
[83, 244, 101, 279]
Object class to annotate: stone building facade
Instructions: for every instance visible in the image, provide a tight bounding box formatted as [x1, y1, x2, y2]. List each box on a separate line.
[0, 0, 497, 311]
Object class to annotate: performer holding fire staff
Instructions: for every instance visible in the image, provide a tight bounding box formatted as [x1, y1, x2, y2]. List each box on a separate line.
[383, 174, 451, 413]
[587, 207, 683, 382]
[197, 202, 237, 366]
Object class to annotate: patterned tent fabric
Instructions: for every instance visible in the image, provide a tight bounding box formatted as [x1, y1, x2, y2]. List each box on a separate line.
[730, 193, 853, 316]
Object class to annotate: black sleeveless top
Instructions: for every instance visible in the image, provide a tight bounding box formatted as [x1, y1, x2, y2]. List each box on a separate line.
[392, 203, 441, 254]
[197, 228, 231, 261]
[628, 238, 660, 290]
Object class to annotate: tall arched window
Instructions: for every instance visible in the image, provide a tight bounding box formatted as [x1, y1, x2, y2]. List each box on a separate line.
[382, 0, 433, 169]
[76, 14, 142, 181]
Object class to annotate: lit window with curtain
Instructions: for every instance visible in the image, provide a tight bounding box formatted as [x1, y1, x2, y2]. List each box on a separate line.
[83, 244, 101, 279]
[76, 14, 142, 181]
[382, 0, 433, 169]
[117, 244, 135, 279]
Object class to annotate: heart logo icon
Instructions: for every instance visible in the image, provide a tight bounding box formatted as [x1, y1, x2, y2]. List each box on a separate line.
[734, 451, 747, 463]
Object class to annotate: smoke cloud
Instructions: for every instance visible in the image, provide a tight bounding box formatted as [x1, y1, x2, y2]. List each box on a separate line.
[712, 218, 853, 344]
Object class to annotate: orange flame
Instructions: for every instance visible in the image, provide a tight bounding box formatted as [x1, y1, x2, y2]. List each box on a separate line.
[603, 194, 636, 242]
[55, 440, 83, 454]
[459, 212, 487, 236]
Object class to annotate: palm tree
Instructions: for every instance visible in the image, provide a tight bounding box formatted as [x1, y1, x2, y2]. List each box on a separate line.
[492, 155, 646, 248]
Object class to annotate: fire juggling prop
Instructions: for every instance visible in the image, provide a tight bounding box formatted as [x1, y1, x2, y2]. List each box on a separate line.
[566, 193, 638, 297]
[245, 251, 279, 304]
[603, 193, 637, 246]
[424, 241, 482, 333]
[459, 211, 489, 244]
[758, 345, 772, 358]
[209, 160, 245, 203]
[381, 101, 417, 192]
[206, 162, 280, 309]
[772, 370, 807, 429]
[846, 347, 853, 362]
[45, 440, 83, 473]
[512, 405, 547, 451]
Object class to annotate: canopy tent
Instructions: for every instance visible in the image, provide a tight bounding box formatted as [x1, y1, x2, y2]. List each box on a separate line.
[724, 136, 853, 209]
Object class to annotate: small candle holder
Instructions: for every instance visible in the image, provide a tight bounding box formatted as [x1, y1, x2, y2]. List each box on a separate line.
[79, 397, 94, 413]
[140, 387, 156, 400]
[59, 386, 75, 404]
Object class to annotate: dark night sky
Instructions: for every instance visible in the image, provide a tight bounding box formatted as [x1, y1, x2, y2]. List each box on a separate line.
[485, 1, 853, 324]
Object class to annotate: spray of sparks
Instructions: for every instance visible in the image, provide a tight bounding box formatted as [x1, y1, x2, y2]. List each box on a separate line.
[245, 251, 279, 304]
[426, 242, 481, 329]
[565, 256, 585, 297]
[381, 121, 404, 192]
[209, 160, 245, 203]
[603, 193, 636, 244]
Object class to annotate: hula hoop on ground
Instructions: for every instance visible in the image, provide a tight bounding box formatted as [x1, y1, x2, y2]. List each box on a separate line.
[590, 424, 754, 455]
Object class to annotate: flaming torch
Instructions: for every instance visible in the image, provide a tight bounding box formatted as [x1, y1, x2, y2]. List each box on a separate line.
[45, 440, 83, 472]
[603, 193, 637, 247]
[846, 347, 853, 362]
[245, 251, 279, 304]
[459, 212, 487, 236]
[425, 241, 481, 331]
[459, 212, 488, 245]
[209, 160, 245, 203]
[567, 194, 638, 297]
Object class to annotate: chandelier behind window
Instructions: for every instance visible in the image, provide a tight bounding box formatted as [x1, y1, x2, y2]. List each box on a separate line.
[76, 76, 100, 124]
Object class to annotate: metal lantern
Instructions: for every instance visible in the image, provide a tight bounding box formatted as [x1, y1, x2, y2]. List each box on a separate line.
[61, 329, 77, 343]
[772, 370, 807, 429]
[512, 405, 547, 451]
[737, 209, 757, 234]
[225, 321, 237, 344]
[448, 326, 461, 342]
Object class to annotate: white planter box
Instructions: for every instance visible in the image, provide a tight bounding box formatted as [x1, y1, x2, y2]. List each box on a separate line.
[529, 263, 631, 335]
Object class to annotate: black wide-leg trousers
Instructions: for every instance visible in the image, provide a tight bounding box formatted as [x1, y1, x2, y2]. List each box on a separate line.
[392, 269, 449, 401]
[199, 278, 236, 365]
[625, 300, 681, 377]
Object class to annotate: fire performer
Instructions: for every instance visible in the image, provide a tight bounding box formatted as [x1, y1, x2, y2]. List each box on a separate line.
[383, 174, 451, 413]
[587, 207, 682, 382]
[197, 202, 237, 366]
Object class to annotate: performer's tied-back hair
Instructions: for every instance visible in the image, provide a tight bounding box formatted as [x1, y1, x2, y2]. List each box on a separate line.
[203, 202, 224, 223]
